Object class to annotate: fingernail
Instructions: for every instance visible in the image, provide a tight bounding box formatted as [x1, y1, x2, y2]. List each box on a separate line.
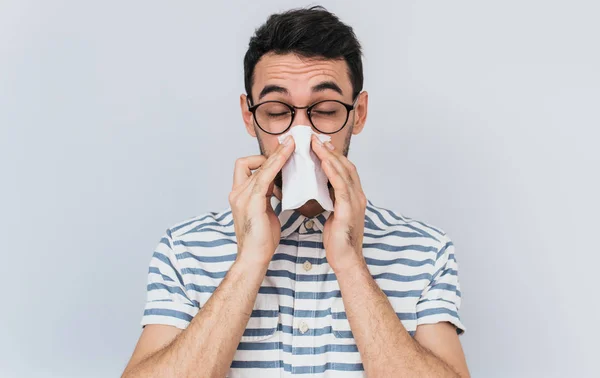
[283, 135, 292, 146]
[325, 141, 335, 150]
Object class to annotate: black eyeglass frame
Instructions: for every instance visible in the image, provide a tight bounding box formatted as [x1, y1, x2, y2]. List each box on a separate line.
[247, 95, 360, 135]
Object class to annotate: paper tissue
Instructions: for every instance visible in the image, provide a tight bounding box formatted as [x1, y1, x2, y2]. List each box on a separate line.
[276, 126, 334, 211]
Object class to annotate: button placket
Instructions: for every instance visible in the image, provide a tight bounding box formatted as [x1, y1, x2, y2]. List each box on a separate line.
[292, 232, 322, 372]
[291, 233, 309, 370]
[308, 232, 325, 377]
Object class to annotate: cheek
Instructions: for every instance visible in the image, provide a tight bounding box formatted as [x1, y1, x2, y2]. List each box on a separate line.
[327, 132, 349, 150]
[261, 137, 282, 156]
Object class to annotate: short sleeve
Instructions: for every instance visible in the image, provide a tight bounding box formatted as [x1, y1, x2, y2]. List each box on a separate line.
[141, 230, 199, 330]
[416, 233, 466, 335]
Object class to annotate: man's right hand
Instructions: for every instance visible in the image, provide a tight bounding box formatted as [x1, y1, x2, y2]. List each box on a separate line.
[229, 135, 295, 267]
[122, 137, 295, 378]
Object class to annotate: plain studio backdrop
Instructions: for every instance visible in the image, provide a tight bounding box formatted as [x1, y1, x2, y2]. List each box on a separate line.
[1, 0, 598, 377]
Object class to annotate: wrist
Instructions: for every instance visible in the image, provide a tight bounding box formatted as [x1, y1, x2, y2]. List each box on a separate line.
[331, 253, 368, 279]
[232, 254, 270, 282]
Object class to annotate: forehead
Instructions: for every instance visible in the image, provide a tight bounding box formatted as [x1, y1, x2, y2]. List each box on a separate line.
[252, 53, 353, 98]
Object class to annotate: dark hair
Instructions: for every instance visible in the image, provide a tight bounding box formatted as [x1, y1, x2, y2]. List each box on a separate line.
[244, 6, 363, 104]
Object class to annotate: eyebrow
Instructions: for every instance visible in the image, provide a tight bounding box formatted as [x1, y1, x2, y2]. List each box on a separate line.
[311, 81, 343, 96]
[257, 81, 344, 101]
[258, 85, 289, 101]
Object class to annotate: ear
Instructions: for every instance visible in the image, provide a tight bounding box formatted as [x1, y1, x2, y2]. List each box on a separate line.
[352, 91, 368, 135]
[240, 94, 257, 137]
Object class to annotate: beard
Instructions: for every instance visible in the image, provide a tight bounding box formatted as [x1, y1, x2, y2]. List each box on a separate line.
[256, 117, 354, 191]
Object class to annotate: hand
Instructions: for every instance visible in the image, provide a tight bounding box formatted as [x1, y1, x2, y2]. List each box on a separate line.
[311, 134, 367, 274]
[229, 136, 295, 267]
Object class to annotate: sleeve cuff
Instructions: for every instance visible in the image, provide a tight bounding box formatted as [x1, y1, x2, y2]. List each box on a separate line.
[141, 300, 200, 330]
[416, 299, 466, 335]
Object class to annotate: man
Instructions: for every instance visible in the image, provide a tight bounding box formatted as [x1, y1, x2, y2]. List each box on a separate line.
[122, 6, 469, 378]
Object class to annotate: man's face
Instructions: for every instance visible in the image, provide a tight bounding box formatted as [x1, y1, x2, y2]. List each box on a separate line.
[240, 52, 368, 188]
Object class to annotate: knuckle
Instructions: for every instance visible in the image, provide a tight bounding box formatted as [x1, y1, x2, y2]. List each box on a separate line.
[234, 157, 246, 169]
[233, 195, 245, 210]
[358, 193, 367, 208]
[228, 192, 236, 205]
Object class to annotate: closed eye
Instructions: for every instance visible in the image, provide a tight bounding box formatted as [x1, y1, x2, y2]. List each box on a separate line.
[267, 112, 290, 117]
[313, 110, 338, 116]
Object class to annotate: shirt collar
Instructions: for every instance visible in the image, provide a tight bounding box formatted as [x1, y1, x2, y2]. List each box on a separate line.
[271, 195, 332, 238]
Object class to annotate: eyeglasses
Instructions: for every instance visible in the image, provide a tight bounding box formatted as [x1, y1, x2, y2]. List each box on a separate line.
[247, 96, 359, 135]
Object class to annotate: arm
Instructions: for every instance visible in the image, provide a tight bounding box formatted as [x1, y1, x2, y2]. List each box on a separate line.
[310, 135, 469, 378]
[122, 260, 267, 378]
[123, 137, 296, 378]
[336, 259, 469, 377]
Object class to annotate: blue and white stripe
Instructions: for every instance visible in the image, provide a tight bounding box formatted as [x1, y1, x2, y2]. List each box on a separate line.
[142, 195, 465, 377]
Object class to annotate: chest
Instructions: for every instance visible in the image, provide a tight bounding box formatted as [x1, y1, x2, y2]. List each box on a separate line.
[178, 232, 434, 377]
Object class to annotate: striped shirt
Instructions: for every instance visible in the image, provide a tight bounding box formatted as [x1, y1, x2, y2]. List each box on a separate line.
[141, 195, 465, 377]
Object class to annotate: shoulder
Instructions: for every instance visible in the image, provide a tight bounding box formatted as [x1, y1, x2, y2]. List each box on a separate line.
[165, 207, 234, 242]
[364, 199, 450, 248]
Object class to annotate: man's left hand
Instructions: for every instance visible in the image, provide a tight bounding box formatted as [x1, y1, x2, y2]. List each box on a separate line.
[311, 134, 367, 274]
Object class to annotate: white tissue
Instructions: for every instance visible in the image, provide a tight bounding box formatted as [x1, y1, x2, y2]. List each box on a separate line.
[277, 126, 334, 211]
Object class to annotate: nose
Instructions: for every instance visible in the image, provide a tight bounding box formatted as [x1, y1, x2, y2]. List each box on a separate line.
[291, 107, 311, 128]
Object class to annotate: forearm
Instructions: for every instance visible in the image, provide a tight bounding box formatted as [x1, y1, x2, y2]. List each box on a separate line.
[336, 258, 459, 378]
[124, 260, 267, 378]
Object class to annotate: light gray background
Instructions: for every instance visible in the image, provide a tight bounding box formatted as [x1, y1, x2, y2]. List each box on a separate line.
[1, 0, 598, 377]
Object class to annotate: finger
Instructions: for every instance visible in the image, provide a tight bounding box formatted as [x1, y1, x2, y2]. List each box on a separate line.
[251, 135, 295, 195]
[312, 134, 364, 190]
[233, 155, 267, 189]
[339, 157, 363, 191]
[332, 148, 362, 188]
[311, 135, 354, 187]
[320, 158, 352, 203]
[237, 136, 293, 201]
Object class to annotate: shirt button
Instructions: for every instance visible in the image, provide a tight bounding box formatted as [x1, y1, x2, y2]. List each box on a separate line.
[305, 219, 314, 229]
[303, 260, 312, 271]
[299, 322, 309, 334]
